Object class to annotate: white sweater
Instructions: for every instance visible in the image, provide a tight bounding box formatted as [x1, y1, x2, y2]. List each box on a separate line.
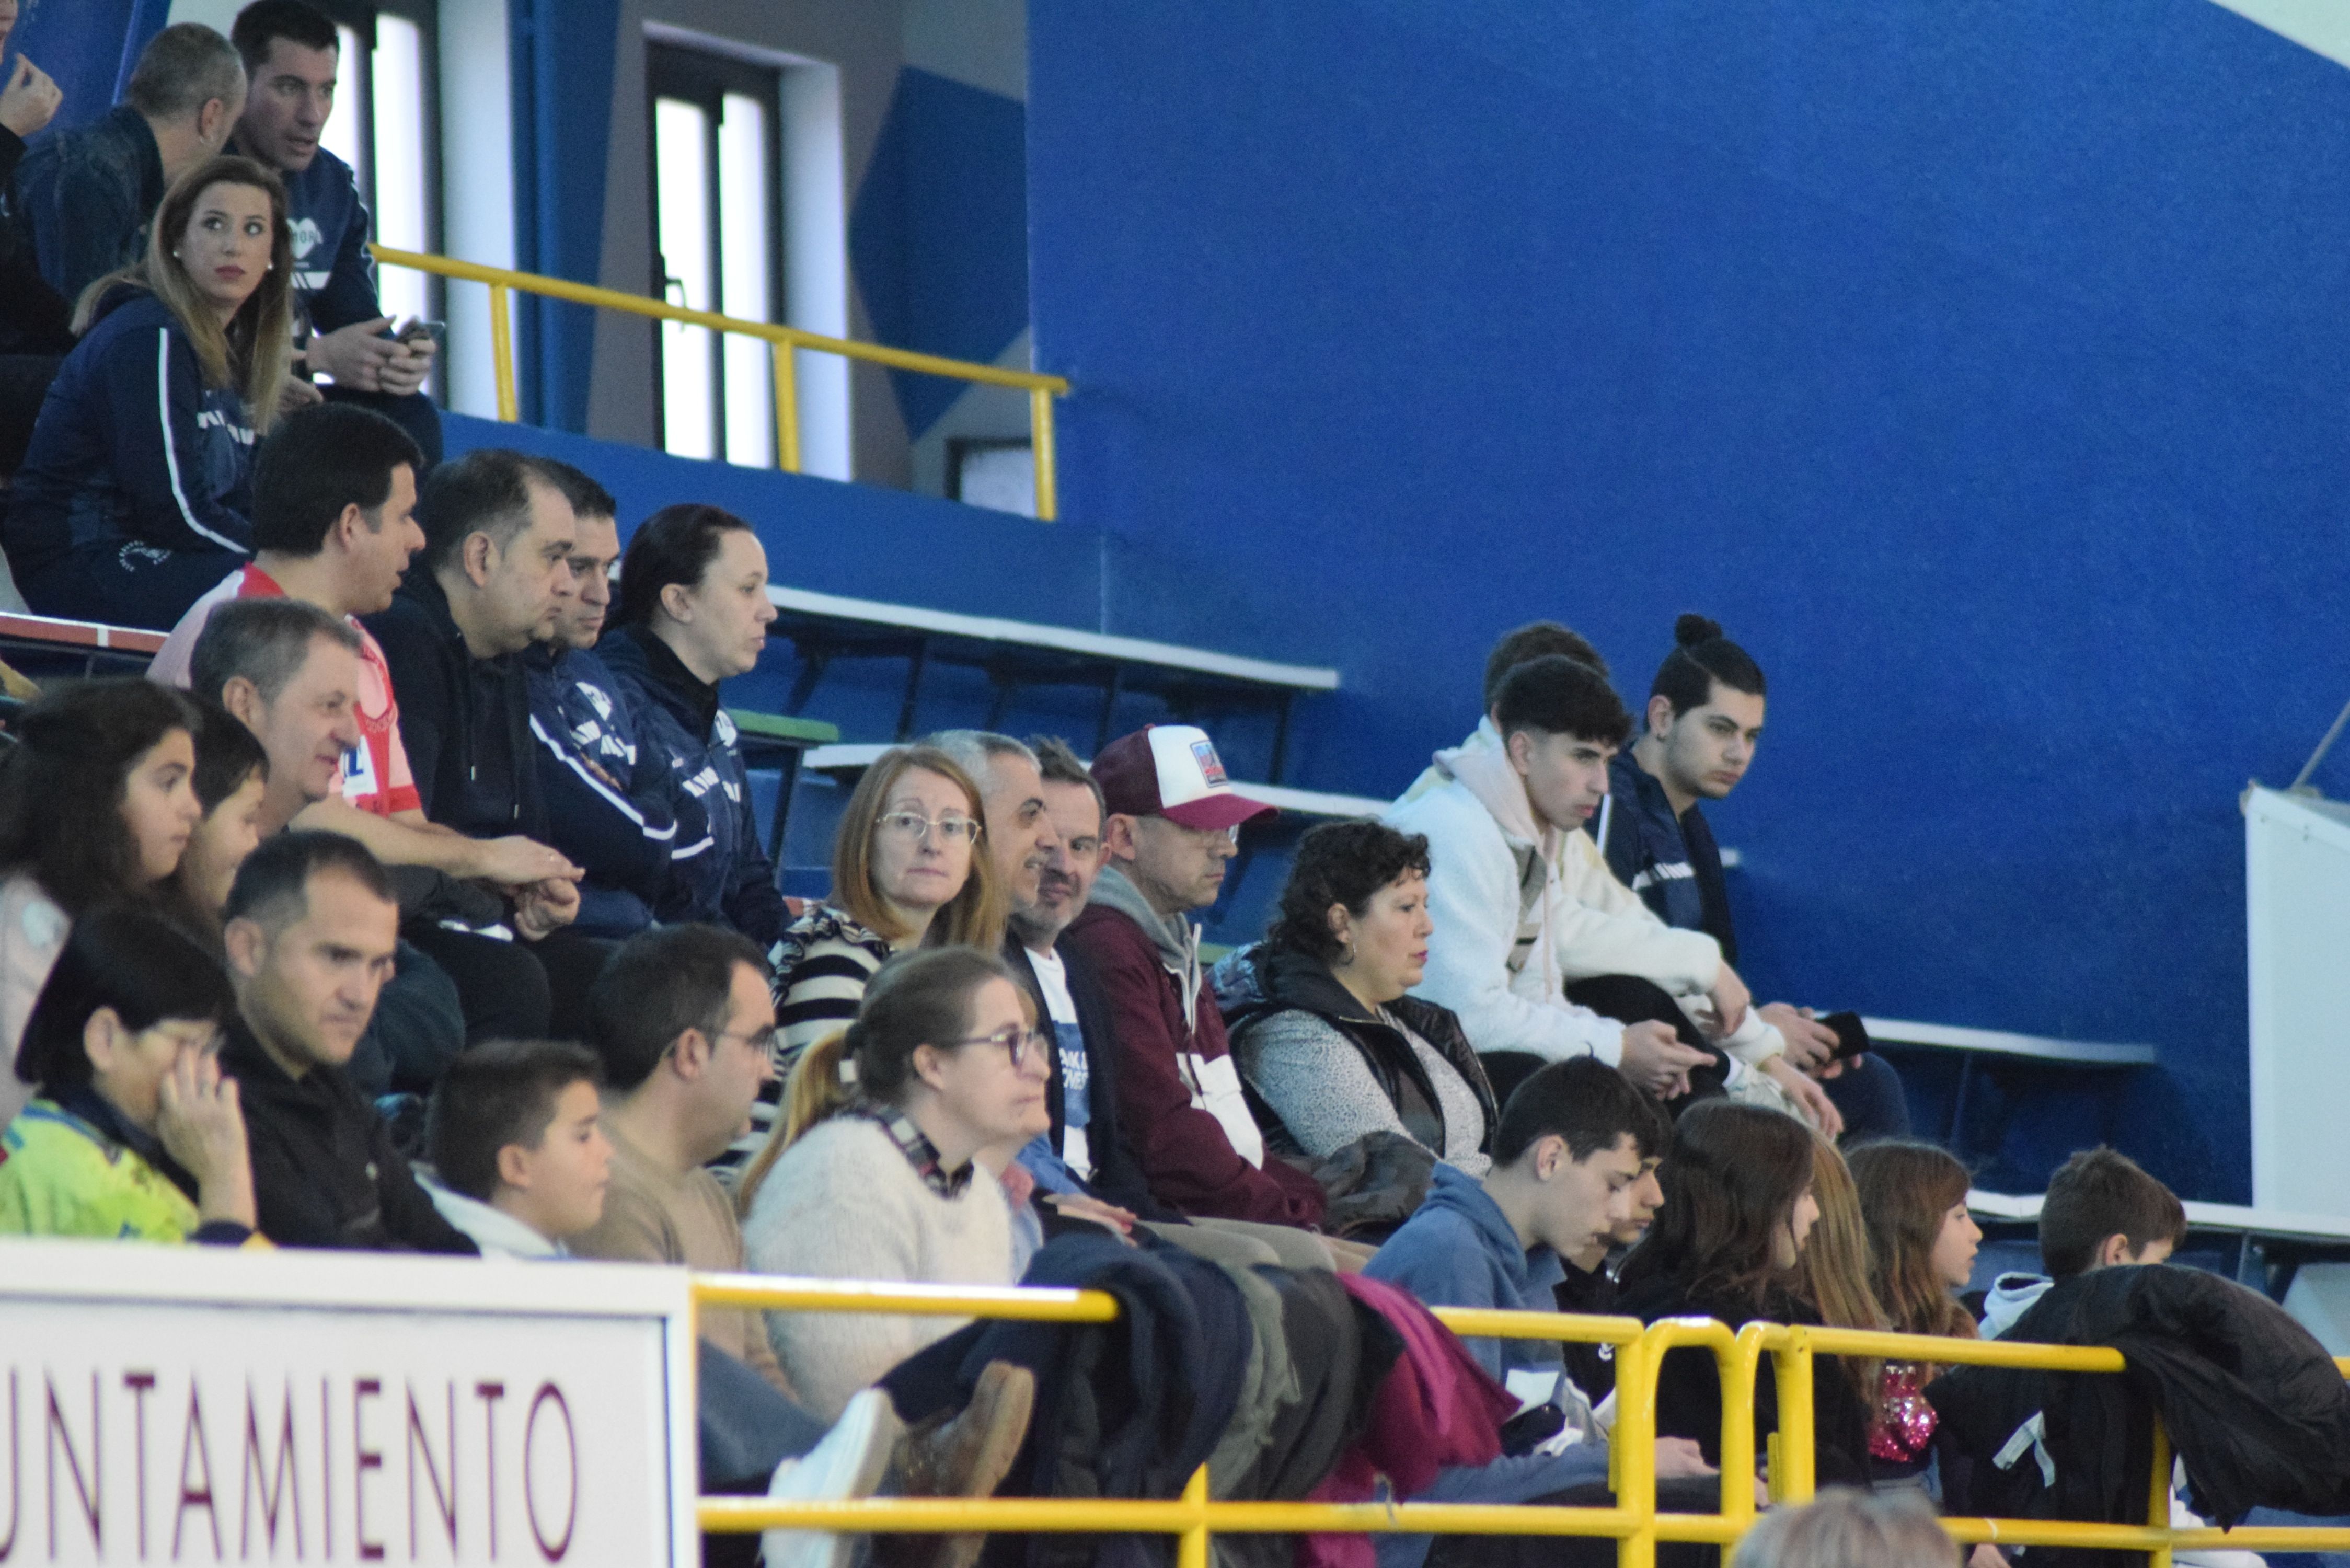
[1388, 729, 1783, 1068]
[739, 1115, 1015, 1421]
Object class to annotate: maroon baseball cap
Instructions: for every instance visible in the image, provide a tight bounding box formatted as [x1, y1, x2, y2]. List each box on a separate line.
[1091, 725, 1276, 832]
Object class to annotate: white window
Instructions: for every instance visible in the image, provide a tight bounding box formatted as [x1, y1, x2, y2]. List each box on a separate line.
[644, 30, 850, 478]
[649, 44, 781, 467]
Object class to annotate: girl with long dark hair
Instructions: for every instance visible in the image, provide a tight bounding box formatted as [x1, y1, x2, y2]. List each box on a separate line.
[1617, 1100, 1876, 1486]
[0, 679, 204, 1129]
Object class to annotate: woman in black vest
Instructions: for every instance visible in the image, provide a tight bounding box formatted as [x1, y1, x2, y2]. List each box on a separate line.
[1213, 818, 1497, 1177]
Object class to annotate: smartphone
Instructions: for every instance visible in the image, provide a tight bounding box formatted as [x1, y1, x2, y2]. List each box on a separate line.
[396, 318, 445, 345]
[1819, 1011, 1872, 1063]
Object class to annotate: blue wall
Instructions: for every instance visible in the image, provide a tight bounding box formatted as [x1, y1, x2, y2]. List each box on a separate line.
[1026, 0, 2350, 1200]
[850, 67, 1032, 439]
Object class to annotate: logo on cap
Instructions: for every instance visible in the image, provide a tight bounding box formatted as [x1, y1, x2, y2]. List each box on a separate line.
[1191, 739, 1228, 787]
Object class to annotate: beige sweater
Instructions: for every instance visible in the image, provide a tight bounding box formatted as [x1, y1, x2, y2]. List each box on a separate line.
[740, 1115, 1014, 1422]
[569, 1119, 798, 1399]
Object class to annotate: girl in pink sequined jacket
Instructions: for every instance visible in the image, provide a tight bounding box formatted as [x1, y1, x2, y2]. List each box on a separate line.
[1849, 1140, 1985, 1490]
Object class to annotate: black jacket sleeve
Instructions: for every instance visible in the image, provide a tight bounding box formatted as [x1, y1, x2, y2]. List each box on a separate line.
[720, 781, 787, 947]
[371, 1117, 477, 1255]
[0, 128, 73, 354]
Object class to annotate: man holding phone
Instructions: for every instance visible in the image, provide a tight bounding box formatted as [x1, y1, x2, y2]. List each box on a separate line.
[228, 0, 442, 465]
[1590, 614, 1911, 1139]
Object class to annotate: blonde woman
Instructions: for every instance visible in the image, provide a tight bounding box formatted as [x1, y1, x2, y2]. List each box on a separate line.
[733, 746, 1002, 1162]
[8, 154, 294, 629]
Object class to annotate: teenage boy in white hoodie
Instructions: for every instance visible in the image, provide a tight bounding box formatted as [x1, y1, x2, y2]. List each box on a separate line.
[1388, 652, 1837, 1128]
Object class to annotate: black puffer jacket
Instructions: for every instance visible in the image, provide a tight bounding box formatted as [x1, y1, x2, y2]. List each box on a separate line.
[1931, 1263, 2350, 1550]
[1213, 942, 1498, 1161]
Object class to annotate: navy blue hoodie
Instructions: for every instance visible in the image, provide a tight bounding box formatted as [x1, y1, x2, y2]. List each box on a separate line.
[596, 622, 785, 946]
[6, 287, 255, 580]
[525, 641, 695, 937]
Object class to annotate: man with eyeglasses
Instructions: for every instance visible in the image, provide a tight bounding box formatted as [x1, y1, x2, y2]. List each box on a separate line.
[931, 732, 1158, 1215]
[1063, 725, 1330, 1234]
[571, 922, 787, 1389]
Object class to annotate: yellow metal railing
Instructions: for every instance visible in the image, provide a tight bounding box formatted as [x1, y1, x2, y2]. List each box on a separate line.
[371, 246, 1072, 521]
[692, 1275, 2350, 1567]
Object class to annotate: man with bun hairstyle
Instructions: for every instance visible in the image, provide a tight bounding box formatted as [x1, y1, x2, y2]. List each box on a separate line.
[1389, 651, 1840, 1131]
[1592, 615, 1907, 1138]
[1061, 724, 1331, 1236]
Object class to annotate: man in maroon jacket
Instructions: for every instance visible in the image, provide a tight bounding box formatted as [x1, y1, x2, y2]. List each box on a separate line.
[1062, 724, 1330, 1229]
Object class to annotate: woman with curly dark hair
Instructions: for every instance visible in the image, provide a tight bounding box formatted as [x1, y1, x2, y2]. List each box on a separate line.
[1212, 817, 1497, 1173]
[0, 679, 205, 1131]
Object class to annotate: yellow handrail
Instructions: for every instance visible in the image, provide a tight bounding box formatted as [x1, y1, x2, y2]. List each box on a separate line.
[690, 1276, 2350, 1563]
[371, 245, 1070, 518]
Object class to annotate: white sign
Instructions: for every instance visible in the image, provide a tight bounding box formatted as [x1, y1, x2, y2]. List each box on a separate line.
[0, 1239, 695, 1566]
[2247, 786, 2350, 1218]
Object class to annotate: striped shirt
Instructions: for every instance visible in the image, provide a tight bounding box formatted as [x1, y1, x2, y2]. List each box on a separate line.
[720, 905, 896, 1169]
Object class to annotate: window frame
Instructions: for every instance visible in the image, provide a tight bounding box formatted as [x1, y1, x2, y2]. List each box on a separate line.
[646, 40, 787, 460]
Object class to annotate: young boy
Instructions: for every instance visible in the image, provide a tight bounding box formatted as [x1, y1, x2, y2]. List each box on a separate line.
[421, 1039, 927, 1568]
[1366, 1058, 1715, 1568]
[1980, 1145, 2186, 1337]
[1961, 1147, 2232, 1568]
[422, 1038, 613, 1256]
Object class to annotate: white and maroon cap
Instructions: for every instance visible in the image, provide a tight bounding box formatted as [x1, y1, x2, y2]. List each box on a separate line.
[1091, 724, 1277, 832]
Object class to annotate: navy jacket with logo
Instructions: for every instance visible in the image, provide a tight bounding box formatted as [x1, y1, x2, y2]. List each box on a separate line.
[249, 140, 382, 335]
[525, 641, 696, 937]
[4, 288, 255, 582]
[1588, 750, 1738, 965]
[597, 622, 786, 947]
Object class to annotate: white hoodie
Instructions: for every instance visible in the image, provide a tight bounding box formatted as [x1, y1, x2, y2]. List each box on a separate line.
[1388, 723, 1787, 1068]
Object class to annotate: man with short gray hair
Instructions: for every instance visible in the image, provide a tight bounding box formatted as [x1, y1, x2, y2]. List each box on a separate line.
[17, 23, 247, 303]
[192, 597, 363, 837]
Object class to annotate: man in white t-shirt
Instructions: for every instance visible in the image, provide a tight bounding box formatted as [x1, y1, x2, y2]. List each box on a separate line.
[929, 729, 1150, 1207]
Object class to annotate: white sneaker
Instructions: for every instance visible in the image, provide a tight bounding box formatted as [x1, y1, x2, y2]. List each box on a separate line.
[762, 1390, 905, 1568]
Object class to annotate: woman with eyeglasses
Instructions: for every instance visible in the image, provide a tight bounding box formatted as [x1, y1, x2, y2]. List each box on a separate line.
[736, 946, 1047, 1421]
[743, 745, 1004, 1164]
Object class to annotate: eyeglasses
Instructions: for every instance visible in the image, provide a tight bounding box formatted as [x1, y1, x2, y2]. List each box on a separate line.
[875, 811, 983, 846]
[946, 1024, 1048, 1070]
[713, 1024, 781, 1058]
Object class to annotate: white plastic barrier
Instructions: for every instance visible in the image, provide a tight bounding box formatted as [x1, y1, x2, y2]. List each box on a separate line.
[2245, 785, 2350, 1219]
[0, 1238, 696, 1566]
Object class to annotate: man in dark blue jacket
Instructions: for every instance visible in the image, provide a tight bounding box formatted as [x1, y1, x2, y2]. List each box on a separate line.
[524, 460, 694, 938]
[1589, 615, 1909, 1138]
[16, 24, 245, 305]
[227, 1, 441, 463]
